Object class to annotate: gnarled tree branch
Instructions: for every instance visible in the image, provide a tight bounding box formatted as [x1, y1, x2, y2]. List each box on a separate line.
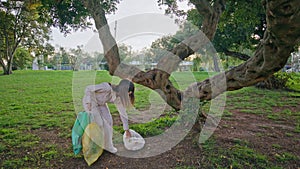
[191, 0, 226, 40]
[185, 0, 300, 101]
[157, 0, 226, 73]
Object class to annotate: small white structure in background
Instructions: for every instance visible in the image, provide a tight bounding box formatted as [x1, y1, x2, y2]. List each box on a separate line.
[129, 60, 142, 66]
[129, 60, 144, 70]
[32, 57, 39, 70]
[291, 51, 300, 72]
[179, 61, 193, 71]
[149, 62, 157, 70]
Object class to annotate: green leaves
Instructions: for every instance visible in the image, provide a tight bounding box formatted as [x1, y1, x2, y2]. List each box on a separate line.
[186, 0, 265, 53]
[214, 0, 265, 52]
[0, 0, 53, 74]
[13, 47, 33, 69]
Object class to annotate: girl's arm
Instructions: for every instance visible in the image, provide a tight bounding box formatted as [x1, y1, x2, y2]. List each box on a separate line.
[115, 101, 131, 137]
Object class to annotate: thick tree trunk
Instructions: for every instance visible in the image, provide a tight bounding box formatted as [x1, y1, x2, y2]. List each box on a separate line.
[0, 58, 7, 75]
[80, 0, 120, 75]
[5, 65, 12, 75]
[1, 56, 13, 75]
[1, 66, 12, 75]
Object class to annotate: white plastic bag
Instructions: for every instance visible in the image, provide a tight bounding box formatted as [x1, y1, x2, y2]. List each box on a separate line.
[123, 129, 145, 151]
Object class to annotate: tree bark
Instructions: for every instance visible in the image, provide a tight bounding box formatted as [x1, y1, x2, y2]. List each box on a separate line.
[223, 49, 251, 61]
[80, 0, 120, 75]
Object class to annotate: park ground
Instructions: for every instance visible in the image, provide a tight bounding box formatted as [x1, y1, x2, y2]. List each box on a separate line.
[0, 71, 299, 168]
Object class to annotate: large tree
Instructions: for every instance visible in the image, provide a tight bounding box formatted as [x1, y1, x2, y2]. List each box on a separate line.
[75, 0, 300, 108]
[0, 1, 52, 75]
[44, 0, 300, 130]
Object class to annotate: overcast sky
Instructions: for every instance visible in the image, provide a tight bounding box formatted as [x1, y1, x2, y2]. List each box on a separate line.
[49, 0, 191, 52]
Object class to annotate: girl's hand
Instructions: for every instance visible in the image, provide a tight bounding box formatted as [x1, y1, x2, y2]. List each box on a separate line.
[125, 130, 131, 138]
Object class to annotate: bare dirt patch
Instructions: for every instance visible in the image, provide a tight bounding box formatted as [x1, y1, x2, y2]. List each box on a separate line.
[214, 110, 300, 168]
[25, 106, 300, 169]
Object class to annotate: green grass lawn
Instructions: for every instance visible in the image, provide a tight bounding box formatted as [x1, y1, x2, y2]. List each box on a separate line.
[0, 70, 299, 168]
